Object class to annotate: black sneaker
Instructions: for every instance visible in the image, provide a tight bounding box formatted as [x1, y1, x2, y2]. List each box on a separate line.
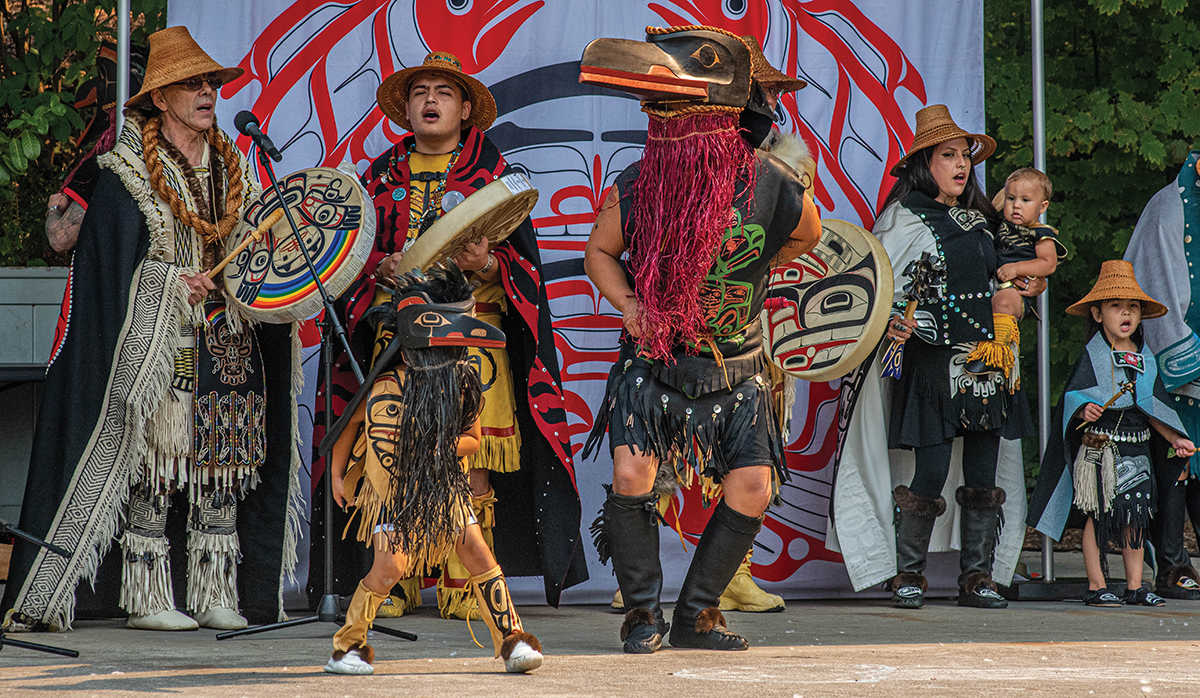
[1082, 589, 1122, 607]
[1123, 587, 1166, 607]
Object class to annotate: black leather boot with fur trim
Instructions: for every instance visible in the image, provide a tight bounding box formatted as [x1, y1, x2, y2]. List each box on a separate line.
[620, 607, 670, 654]
[599, 489, 669, 653]
[956, 486, 1009, 609]
[669, 607, 748, 650]
[669, 500, 759, 651]
[890, 486, 945, 609]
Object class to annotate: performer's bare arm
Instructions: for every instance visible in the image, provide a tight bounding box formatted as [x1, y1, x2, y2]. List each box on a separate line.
[45, 194, 84, 253]
[331, 397, 368, 508]
[770, 192, 822, 265]
[457, 416, 483, 458]
[585, 188, 643, 337]
[1150, 417, 1197, 462]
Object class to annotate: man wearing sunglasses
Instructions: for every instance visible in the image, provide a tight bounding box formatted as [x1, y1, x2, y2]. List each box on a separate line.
[3, 27, 300, 635]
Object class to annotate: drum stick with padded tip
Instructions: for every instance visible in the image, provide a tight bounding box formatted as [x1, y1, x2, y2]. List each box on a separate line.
[207, 208, 286, 279]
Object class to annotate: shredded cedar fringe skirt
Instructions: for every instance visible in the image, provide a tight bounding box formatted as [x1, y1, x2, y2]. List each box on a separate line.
[340, 426, 474, 577]
[888, 340, 1034, 450]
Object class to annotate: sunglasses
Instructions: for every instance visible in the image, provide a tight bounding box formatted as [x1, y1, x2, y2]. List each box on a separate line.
[172, 73, 224, 91]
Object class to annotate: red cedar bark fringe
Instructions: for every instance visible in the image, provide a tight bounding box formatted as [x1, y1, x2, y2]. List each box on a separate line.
[626, 111, 757, 362]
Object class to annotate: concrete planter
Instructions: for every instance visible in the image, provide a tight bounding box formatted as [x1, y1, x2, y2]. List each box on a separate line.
[1, 266, 68, 527]
[0, 266, 69, 369]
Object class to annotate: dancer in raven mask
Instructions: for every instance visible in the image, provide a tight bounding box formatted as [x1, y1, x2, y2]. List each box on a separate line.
[580, 25, 821, 653]
[322, 263, 543, 675]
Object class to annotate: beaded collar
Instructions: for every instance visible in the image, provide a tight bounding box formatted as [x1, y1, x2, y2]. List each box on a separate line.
[387, 140, 464, 240]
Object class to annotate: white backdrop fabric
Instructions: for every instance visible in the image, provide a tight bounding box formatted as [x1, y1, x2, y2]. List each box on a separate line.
[170, 0, 985, 606]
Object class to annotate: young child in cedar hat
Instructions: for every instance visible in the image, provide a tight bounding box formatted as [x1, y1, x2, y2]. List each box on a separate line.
[1028, 260, 1196, 607]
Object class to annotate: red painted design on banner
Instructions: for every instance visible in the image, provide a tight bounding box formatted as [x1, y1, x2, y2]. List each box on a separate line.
[415, 0, 546, 73]
[780, 0, 926, 226]
[534, 155, 612, 229]
[225, 0, 395, 177]
[649, 0, 769, 39]
[652, 0, 927, 228]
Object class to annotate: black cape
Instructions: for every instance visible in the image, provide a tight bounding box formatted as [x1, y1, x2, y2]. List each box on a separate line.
[2, 170, 298, 626]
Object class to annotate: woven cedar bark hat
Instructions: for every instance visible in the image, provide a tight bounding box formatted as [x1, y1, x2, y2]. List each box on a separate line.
[1066, 259, 1168, 319]
[124, 26, 243, 109]
[741, 35, 806, 93]
[889, 104, 996, 177]
[377, 52, 497, 132]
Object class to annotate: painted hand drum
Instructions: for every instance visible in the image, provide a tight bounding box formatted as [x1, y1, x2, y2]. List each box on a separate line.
[762, 219, 893, 382]
[397, 172, 538, 272]
[223, 166, 375, 324]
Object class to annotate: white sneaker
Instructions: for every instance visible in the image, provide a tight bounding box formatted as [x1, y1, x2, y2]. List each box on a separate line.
[325, 648, 374, 675]
[504, 640, 543, 673]
[126, 609, 199, 631]
[194, 607, 248, 630]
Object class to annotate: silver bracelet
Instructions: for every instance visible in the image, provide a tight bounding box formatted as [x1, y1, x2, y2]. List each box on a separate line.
[478, 253, 494, 275]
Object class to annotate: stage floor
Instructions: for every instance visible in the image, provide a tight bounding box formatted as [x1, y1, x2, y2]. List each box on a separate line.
[3, 551, 1199, 696]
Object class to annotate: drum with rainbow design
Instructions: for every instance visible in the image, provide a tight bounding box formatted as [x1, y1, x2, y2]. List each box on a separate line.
[222, 166, 375, 324]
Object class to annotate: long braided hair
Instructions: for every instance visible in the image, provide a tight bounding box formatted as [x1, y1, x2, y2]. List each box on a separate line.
[140, 113, 245, 245]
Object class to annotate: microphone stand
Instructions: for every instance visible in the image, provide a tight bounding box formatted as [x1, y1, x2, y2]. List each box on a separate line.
[0, 520, 80, 657]
[216, 144, 415, 643]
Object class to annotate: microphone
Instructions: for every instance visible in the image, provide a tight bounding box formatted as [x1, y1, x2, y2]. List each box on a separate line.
[234, 110, 282, 162]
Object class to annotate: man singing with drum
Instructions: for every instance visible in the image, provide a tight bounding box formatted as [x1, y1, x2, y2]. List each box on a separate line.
[3, 26, 301, 633]
[313, 52, 584, 621]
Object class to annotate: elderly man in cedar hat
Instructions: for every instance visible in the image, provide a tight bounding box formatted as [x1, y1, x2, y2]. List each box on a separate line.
[310, 51, 585, 621]
[2, 26, 302, 633]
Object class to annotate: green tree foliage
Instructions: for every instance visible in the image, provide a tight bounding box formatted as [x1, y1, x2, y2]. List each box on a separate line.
[985, 0, 1200, 477]
[0, 0, 165, 266]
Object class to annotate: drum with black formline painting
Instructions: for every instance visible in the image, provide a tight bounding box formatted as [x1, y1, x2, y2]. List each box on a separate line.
[221, 165, 375, 324]
[395, 172, 538, 273]
[763, 218, 893, 382]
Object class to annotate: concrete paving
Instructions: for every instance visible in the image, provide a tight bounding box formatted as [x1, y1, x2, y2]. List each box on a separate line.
[3, 551, 1200, 696]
